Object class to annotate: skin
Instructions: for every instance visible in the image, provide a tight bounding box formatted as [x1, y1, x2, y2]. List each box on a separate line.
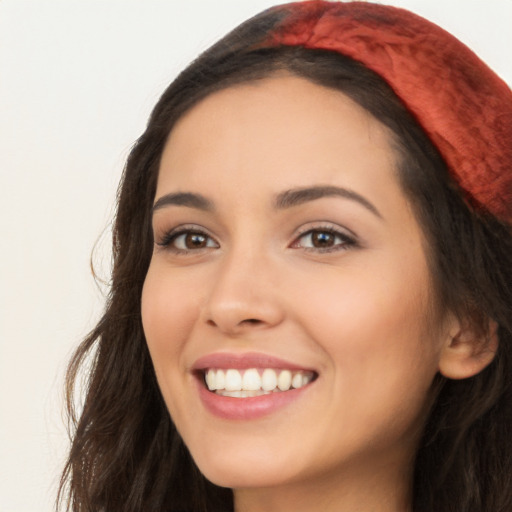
[141, 75, 461, 512]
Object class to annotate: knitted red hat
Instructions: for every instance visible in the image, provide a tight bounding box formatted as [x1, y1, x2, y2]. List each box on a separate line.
[265, 1, 512, 221]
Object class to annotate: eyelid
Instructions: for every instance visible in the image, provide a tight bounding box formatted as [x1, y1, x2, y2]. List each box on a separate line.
[293, 221, 356, 239]
[153, 222, 357, 254]
[290, 223, 358, 251]
[155, 224, 219, 252]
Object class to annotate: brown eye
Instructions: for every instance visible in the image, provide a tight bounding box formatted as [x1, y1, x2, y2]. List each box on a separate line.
[293, 228, 355, 252]
[184, 232, 208, 248]
[310, 231, 336, 248]
[164, 230, 219, 252]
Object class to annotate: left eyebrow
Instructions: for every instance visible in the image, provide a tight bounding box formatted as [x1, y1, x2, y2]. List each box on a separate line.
[274, 185, 383, 219]
[152, 192, 214, 213]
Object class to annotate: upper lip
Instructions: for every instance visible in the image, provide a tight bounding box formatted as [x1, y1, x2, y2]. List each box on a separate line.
[191, 351, 317, 373]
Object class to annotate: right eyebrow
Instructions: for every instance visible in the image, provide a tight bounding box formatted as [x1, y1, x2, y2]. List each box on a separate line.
[152, 192, 214, 213]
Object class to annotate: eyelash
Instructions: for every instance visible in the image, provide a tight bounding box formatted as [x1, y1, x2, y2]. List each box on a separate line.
[156, 225, 218, 254]
[155, 224, 357, 255]
[291, 225, 357, 253]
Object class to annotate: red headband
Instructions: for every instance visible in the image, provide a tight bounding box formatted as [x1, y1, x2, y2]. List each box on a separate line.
[265, 1, 512, 221]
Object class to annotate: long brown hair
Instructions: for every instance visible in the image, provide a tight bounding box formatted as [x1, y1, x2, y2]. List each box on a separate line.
[58, 5, 512, 512]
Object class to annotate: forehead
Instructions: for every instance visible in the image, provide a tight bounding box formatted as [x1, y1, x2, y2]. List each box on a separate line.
[157, 74, 399, 205]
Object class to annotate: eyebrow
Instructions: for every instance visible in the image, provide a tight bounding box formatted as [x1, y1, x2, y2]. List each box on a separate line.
[152, 185, 382, 219]
[274, 185, 382, 219]
[153, 192, 214, 212]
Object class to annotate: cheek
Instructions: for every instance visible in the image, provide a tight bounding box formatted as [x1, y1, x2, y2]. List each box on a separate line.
[294, 257, 440, 396]
[141, 264, 199, 376]
[294, 266, 441, 459]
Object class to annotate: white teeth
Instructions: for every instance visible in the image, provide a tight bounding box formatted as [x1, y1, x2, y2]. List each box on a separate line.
[242, 368, 261, 391]
[216, 369, 225, 390]
[225, 369, 242, 391]
[205, 369, 216, 390]
[277, 369, 292, 391]
[261, 369, 277, 391]
[292, 372, 303, 389]
[204, 368, 314, 395]
[221, 390, 271, 398]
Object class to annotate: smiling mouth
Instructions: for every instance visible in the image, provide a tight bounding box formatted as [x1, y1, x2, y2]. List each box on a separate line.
[203, 368, 317, 397]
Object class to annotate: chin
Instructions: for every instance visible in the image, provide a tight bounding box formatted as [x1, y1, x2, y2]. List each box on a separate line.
[190, 444, 298, 489]
[202, 466, 294, 490]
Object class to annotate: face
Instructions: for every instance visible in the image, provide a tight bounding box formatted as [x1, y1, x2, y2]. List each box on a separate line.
[142, 75, 453, 493]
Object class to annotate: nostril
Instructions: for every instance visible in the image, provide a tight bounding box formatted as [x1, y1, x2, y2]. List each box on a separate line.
[205, 318, 262, 328]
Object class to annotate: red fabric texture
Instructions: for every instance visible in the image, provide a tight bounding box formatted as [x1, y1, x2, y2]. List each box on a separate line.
[266, 1, 512, 221]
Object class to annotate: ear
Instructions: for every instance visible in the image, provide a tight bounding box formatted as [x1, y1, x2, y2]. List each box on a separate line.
[438, 317, 498, 380]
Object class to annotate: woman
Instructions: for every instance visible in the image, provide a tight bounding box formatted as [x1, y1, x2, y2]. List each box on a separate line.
[59, 2, 512, 511]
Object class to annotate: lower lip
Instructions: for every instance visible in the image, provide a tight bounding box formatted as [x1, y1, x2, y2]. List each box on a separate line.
[196, 379, 312, 420]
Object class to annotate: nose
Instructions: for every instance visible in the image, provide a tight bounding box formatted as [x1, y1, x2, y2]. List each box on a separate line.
[201, 249, 285, 335]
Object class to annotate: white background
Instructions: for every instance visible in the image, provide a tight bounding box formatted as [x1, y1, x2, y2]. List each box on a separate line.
[1, 1, 510, 511]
